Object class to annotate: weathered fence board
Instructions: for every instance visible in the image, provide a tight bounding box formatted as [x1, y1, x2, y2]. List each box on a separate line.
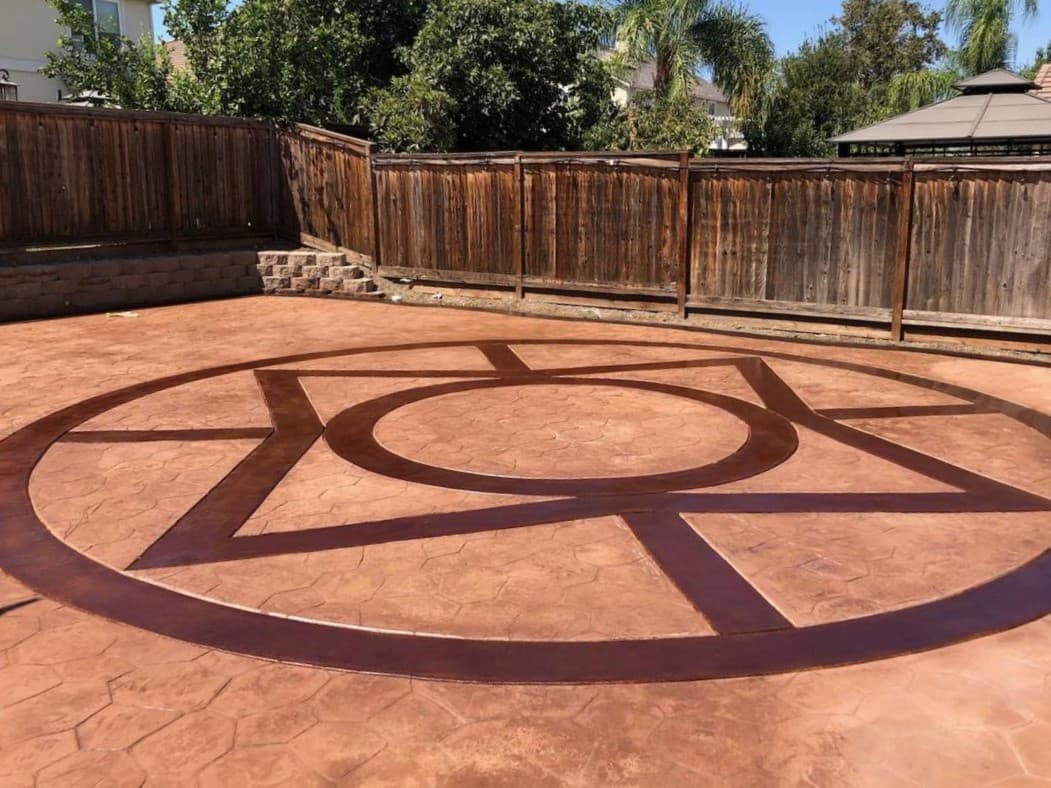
[907, 164, 1051, 321]
[0, 102, 274, 249]
[688, 164, 902, 319]
[373, 156, 517, 279]
[173, 120, 274, 238]
[523, 159, 681, 293]
[277, 125, 374, 257]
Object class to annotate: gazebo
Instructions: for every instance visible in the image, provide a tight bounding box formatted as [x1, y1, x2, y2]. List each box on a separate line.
[832, 68, 1051, 157]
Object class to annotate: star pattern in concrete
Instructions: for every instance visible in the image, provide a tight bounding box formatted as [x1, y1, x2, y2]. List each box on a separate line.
[0, 297, 1049, 785]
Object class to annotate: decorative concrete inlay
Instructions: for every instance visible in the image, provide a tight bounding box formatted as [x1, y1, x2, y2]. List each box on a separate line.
[5, 336, 1051, 683]
[2, 297, 1051, 785]
[373, 382, 749, 479]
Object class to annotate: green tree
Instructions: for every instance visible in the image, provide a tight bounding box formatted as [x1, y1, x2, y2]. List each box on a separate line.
[44, 0, 184, 109]
[947, 0, 1039, 74]
[217, 0, 369, 124]
[1021, 39, 1051, 77]
[612, 0, 773, 118]
[584, 91, 717, 154]
[368, 0, 614, 151]
[351, 0, 431, 91]
[886, 1, 1040, 113]
[746, 0, 946, 155]
[367, 74, 456, 152]
[835, 0, 946, 107]
[159, 0, 227, 96]
[46, 0, 429, 124]
[885, 57, 966, 113]
[746, 32, 872, 156]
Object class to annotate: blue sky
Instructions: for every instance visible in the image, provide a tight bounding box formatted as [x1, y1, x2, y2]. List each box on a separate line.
[152, 1, 1051, 69]
[753, 0, 1049, 64]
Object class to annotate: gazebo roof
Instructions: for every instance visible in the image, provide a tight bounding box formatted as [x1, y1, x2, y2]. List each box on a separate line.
[953, 68, 1038, 93]
[831, 69, 1051, 147]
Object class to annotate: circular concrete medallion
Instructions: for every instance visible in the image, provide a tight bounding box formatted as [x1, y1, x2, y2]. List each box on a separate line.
[371, 382, 750, 479]
[2, 338, 1051, 684]
[326, 377, 798, 496]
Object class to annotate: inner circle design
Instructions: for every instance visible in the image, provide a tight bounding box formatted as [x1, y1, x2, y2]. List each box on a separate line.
[325, 377, 799, 497]
[2, 338, 1051, 685]
[373, 382, 749, 480]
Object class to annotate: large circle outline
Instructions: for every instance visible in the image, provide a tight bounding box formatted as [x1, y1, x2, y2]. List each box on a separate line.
[0, 338, 1049, 684]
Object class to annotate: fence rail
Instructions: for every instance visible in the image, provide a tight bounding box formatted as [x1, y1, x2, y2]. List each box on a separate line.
[3, 101, 1050, 343]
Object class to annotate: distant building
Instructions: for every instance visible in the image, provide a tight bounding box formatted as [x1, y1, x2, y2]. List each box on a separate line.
[0, 0, 154, 103]
[601, 51, 746, 154]
[163, 39, 189, 72]
[1033, 63, 1051, 101]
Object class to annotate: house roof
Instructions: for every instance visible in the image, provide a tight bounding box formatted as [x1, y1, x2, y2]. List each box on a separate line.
[831, 69, 1051, 146]
[163, 40, 189, 72]
[599, 51, 727, 103]
[1033, 64, 1051, 101]
[624, 61, 727, 103]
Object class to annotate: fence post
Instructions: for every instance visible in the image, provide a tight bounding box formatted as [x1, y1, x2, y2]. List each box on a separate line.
[268, 124, 280, 241]
[891, 160, 915, 341]
[514, 153, 525, 298]
[677, 150, 691, 318]
[368, 143, 383, 271]
[163, 118, 178, 247]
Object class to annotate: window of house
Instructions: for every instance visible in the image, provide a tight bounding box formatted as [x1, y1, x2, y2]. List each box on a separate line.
[707, 102, 716, 116]
[73, 0, 122, 44]
[95, 0, 122, 38]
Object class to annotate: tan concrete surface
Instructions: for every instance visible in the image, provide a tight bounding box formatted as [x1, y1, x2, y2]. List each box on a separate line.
[1, 297, 1050, 786]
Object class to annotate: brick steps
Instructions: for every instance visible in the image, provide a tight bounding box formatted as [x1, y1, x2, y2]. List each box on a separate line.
[257, 250, 381, 298]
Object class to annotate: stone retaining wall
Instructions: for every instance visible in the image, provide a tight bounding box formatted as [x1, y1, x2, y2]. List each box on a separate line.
[0, 250, 262, 323]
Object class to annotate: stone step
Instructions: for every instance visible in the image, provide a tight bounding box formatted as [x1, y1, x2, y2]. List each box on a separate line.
[256, 250, 348, 277]
[257, 249, 380, 297]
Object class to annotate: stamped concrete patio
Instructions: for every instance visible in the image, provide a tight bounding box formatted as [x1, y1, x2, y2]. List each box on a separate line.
[1, 296, 1050, 786]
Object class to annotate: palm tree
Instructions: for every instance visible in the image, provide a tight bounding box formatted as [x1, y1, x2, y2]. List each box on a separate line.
[947, 0, 1039, 74]
[612, 0, 774, 117]
[887, 0, 1040, 112]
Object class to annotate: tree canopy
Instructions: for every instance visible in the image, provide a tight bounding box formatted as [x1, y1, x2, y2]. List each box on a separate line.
[367, 0, 613, 151]
[1021, 39, 1051, 77]
[45, 0, 621, 151]
[46, 0, 425, 124]
[746, 0, 947, 156]
[584, 91, 718, 155]
[611, 0, 773, 118]
[884, 0, 1041, 113]
[51, 0, 1036, 159]
[948, 0, 1039, 74]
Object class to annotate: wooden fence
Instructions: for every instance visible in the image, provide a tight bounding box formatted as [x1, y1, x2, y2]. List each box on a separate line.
[906, 162, 1051, 335]
[687, 161, 904, 323]
[3, 101, 1049, 342]
[364, 152, 1051, 340]
[277, 125, 375, 257]
[521, 154, 683, 297]
[372, 153, 518, 283]
[0, 102, 277, 250]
